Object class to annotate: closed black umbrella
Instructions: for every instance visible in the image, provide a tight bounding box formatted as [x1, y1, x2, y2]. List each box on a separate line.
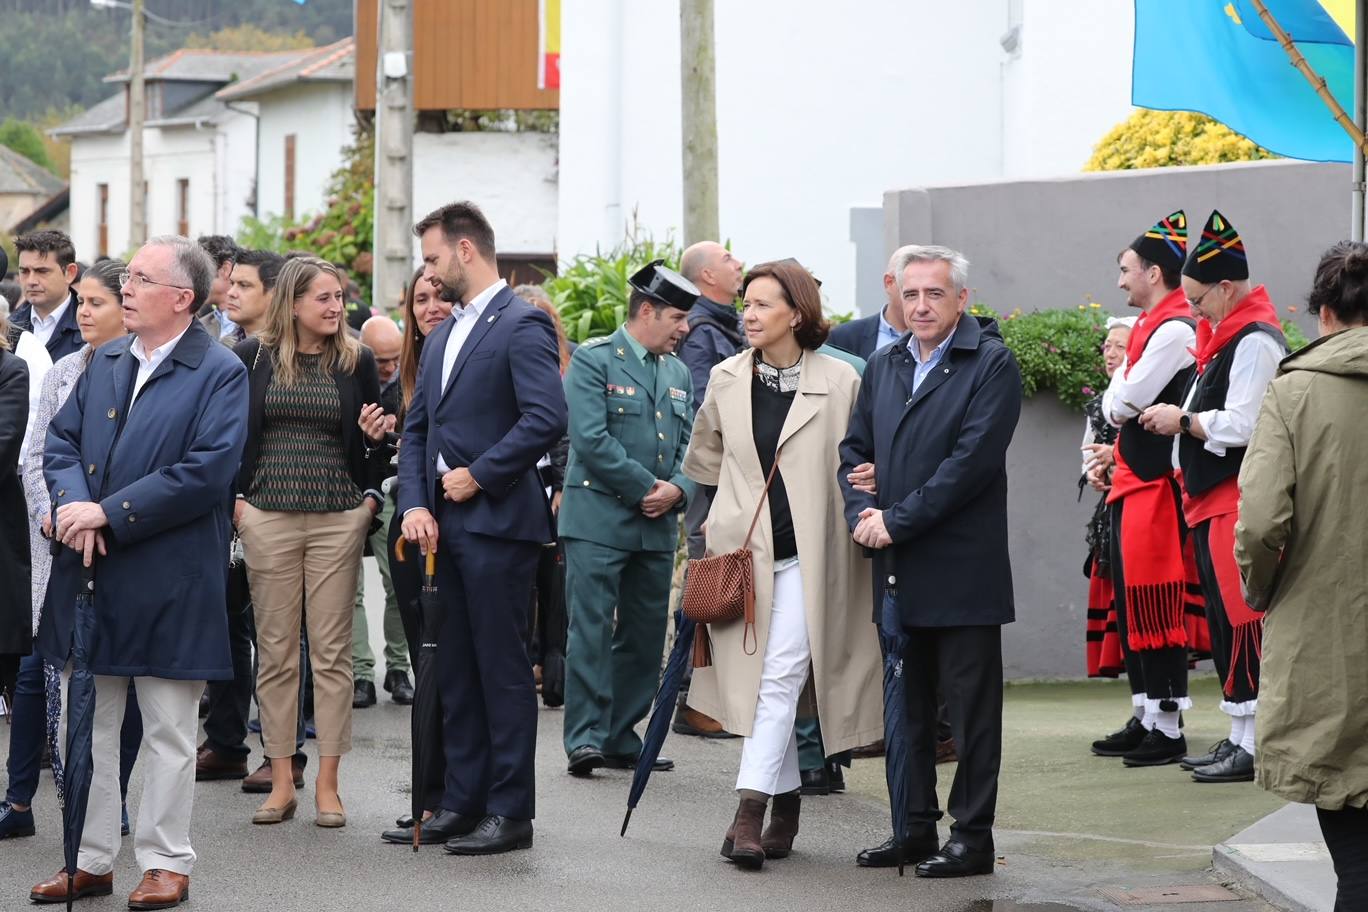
[61, 561, 98, 910]
[404, 546, 444, 851]
[536, 544, 567, 708]
[878, 587, 913, 877]
[621, 614, 697, 837]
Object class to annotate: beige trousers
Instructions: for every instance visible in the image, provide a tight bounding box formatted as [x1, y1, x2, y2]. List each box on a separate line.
[239, 502, 371, 758]
[59, 667, 203, 876]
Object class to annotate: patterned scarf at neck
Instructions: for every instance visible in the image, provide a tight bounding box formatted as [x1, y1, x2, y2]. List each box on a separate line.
[753, 351, 802, 393]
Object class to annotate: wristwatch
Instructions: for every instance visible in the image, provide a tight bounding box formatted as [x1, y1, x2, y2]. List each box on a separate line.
[1179, 412, 1192, 435]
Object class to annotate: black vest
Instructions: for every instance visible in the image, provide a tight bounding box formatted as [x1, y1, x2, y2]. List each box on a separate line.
[1178, 322, 1285, 498]
[1117, 316, 1196, 482]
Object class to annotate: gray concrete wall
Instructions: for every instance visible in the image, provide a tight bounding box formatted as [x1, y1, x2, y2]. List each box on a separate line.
[882, 159, 1353, 336]
[848, 206, 885, 318]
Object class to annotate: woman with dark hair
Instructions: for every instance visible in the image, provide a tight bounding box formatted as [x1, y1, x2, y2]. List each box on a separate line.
[682, 259, 881, 869]
[3, 259, 143, 841]
[1236, 241, 1368, 907]
[234, 256, 384, 828]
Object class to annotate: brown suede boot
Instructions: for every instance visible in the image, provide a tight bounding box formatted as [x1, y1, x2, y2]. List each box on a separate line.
[761, 790, 801, 858]
[720, 797, 767, 869]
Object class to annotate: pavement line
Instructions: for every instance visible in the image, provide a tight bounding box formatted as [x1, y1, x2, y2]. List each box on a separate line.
[1001, 828, 1214, 851]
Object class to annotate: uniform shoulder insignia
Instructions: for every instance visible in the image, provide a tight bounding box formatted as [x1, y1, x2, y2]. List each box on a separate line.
[582, 336, 612, 347]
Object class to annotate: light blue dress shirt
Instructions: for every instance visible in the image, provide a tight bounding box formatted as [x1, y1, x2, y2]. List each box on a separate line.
[876, 309, 901, 352]
[907, 334, 952, 394]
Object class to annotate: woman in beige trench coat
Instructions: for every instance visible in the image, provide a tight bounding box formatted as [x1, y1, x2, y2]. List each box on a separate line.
[682, 260, 882, 870]
[1235, 241, 1368, 907]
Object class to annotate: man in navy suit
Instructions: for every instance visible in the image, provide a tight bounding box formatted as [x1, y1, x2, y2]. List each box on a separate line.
[10, 230, 83, 362]
[398, 201, 567, 855]
[827, 245, 915, 361]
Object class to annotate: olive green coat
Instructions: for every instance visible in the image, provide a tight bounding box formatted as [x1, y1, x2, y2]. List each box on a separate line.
[1235, 326, 1368, 810]
[558, 326, 695, 551]
[681, 350, 882, 754]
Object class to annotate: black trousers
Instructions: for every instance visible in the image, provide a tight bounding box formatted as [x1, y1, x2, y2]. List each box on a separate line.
[1190, 519, 1259, 705]
[434, 500, 540, 821]
[1318, 805, 1368, 911]
[1109, 496, 1190, 705]
[388, 505, 446, 813]
[902, 624, 1003, 851]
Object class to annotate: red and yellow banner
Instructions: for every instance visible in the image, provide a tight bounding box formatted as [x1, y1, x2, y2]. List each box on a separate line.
[539, 0, 560, 90]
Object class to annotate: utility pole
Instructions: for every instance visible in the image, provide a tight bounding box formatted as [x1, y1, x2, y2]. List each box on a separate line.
[373, 0, 414, 311]
[679, 0, 719, 245]
[1354, 3, 1365, 242]
[129, 0, 146, 247]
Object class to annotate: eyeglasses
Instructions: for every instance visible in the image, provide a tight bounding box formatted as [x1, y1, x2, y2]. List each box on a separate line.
[1185, 285, 1216, 309]
[119, 271, 191, 292]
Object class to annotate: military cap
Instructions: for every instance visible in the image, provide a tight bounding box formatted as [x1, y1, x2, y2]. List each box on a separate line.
[629, 259, 700, 311]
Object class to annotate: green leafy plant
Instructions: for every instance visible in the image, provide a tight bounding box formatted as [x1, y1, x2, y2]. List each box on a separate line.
[966, 302, 1112, 411]
[1281, 318, 1310, 352]
[541, 224, 682, 343]
[235, 127, 374, 304]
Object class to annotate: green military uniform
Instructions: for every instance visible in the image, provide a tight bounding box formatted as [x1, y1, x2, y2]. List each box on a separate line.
[560, 324, 696, 760]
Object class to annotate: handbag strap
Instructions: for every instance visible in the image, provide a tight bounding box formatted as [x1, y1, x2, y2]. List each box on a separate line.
[742, 447, 783, 548]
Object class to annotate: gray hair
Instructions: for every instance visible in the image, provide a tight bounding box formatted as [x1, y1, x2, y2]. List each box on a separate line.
[146, 234, 214, 312]
[891, 245, 970, 293]
[1105, 315, 1137, 332]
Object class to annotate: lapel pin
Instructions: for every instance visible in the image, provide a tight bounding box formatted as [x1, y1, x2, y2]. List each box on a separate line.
[486, 313, 498, 324]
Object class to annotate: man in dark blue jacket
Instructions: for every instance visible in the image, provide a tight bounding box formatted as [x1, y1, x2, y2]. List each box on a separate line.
[399, 201, 567, 856]
[839, 245, 1022, 879]
[33, 235, 247, 909]
[10, 230, 82, 362]
[828, 244, 915, 360]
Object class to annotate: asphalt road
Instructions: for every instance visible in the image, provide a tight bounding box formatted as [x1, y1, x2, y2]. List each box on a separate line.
[0, 562, 1279, 912]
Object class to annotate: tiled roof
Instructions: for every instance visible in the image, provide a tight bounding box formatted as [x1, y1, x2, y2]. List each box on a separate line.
[103, 48, 305, 84]
[0, 145, 65, 197]
[216, 38, 354, 102]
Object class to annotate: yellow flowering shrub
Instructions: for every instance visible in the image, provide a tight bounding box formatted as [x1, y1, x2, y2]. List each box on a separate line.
[1085, 110, 1277, 172]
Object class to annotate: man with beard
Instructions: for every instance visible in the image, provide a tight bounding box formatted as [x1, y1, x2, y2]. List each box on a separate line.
[1139, 211, 1284, 783]
[399, 201, 566, 855]
[1092, 211, 1199, 767]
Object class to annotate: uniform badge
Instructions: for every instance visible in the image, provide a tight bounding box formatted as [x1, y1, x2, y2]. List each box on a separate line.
[616, 347, 626, 357]
[625, 386, 636, 396]
[668, 387, 688, 402]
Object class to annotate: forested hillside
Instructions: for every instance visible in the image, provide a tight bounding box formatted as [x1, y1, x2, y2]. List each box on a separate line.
[0, 0, 352, 122]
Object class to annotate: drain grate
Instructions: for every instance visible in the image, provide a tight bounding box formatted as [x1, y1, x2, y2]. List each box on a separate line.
[1098, 884, 1241, 905]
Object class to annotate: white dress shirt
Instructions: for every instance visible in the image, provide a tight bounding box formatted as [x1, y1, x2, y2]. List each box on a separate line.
[13, 330, 53, 468]
[1101, 320, 1196, 427]
[29, 294, 71, 348]
[129, 322, 192, 411]
[435, 278, 507, 473]
[1171, 330, 1283, 467]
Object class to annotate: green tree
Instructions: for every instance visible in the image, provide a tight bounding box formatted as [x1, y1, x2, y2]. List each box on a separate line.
[1086, 110, 1277, 172]
[0, 117, 55, 173]
[183, 24, 314, 52]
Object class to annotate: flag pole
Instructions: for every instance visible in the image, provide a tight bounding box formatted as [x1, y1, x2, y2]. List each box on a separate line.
[1355, 0, 1366, 242]
[1247, 0, 1368, 155]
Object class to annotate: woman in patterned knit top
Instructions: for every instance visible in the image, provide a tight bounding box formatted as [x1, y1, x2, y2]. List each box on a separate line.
[232, 257, 385, 828]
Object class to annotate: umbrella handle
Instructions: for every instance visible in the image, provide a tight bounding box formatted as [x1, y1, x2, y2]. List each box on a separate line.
[394, 538, 407, 563]
[425, 549, 436, 579]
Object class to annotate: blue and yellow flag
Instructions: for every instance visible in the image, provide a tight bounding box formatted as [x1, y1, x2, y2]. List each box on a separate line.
[1132, 0, 1356, 163]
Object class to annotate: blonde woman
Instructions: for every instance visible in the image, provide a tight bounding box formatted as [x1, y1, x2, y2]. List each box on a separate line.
[233, 257, 385, 827]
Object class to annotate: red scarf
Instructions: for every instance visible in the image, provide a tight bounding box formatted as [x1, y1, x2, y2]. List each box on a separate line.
[1193, 285, 1279, 374]
[1123, 287, 1191, 379]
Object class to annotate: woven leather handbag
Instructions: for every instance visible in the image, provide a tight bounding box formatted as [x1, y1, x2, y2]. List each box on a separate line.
[681, 451, 782, 667]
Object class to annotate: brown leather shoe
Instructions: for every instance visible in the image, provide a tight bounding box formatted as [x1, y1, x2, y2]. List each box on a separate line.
[241, 755, 306, 793]
[29, 868, 113, 904]
[672, 705, 737, 739]
[195, 744, 248, 781]
[720, 797, 767, 869]
[128, 869, 189, 910]
[761, 790, 801, 858]
[853, 739, 886, 759]
[935, 737, 958, 764]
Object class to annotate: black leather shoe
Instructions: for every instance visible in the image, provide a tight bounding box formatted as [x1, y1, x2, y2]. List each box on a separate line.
[1180, 738, 1236, 770]
[914, 839, 995, 878]
[1091, 716, 1146, 756]
[799, 767, 830, 796]
[567, 745, 605, 777]
[1122, 729, 1187, 767]
[382, 808, 482, 844]
[0, 802, 35, 839]
[856, 835, 940, 868]
[827, 762, 846, 793]
[444, 815, 533, 855]
[602, 754, 674, 771]
[353, 679, 377, 708]
[1192, 746, 1255, 783]
[396, 814, 414, 828]
[384, 669, 415, 706]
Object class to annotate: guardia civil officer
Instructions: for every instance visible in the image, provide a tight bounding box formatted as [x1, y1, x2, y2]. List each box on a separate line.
[561, 261, 698, 775]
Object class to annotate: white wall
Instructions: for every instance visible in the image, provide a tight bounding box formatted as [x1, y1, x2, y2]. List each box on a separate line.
[558, 0, 1136, 310]
[254, 82, 354, 221]
[67, 108, 258, 259]
[411, 131, 559, 258]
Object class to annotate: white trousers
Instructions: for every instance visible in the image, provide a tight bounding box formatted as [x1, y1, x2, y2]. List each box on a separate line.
[60, 667, 203, 875]
[735, 561, 810, 796]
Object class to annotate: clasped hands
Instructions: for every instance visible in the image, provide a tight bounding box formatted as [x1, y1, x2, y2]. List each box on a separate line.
[640, 480, 682, 519]
[845, 462, 891, 549]
[54, 501, 109, 567]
